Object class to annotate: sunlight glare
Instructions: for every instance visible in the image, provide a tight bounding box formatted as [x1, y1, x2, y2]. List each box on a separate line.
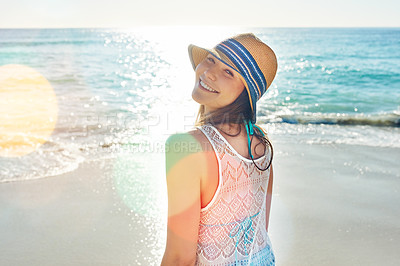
[0, 64, 58, 157]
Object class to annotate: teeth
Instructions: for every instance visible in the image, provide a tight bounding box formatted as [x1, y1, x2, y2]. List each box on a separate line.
[200, 80, 218, 93]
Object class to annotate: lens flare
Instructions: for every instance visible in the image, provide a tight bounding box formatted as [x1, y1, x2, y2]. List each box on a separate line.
[0, 64, 58, 157]
[112, 152, 167, 218]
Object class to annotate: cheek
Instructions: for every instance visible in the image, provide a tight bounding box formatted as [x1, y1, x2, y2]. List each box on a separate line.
[232, 85, 245, 99]
[232, 79, 245, 98]
[193, 67, 202, 88]
[224, 86, 244, 105]
[195, 63, 205, 76]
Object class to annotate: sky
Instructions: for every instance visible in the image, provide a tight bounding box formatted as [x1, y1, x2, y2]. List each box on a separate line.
[0, 0, 399, 28]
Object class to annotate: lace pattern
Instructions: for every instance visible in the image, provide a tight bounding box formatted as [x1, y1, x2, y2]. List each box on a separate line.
[195, 124, 274, 266]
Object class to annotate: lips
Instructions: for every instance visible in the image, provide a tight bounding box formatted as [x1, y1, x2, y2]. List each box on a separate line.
[199, 79, 218, 93]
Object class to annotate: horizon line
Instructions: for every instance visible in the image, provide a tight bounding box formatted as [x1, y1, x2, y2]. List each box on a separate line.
[1, 25, 400, 30]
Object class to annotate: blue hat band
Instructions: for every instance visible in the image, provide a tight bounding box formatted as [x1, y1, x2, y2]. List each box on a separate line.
[216, 39, 267, 101]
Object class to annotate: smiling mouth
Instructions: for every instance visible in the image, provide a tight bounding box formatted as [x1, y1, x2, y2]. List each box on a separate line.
[200, 79, 218, 93]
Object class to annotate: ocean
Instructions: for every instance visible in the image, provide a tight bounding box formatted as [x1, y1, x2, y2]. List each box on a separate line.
[1, 27, 399, 183]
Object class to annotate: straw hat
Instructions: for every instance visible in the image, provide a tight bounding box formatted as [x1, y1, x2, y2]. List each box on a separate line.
[188, 33, 277, 123]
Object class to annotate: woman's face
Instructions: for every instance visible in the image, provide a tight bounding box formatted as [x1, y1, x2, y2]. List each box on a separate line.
[192, 53, 245, 113]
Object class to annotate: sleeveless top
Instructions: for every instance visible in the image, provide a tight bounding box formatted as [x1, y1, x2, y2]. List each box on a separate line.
[195, 124, 275, 266]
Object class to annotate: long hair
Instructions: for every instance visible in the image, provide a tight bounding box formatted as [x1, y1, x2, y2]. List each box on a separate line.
[195, 89, 273, 171]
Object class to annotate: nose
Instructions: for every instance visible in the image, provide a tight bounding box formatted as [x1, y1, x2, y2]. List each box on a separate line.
[204, 66, 217, 81]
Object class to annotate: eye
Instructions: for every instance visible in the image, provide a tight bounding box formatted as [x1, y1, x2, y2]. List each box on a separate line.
[206, 56, 215, 63]
[225, 69, 234, 77]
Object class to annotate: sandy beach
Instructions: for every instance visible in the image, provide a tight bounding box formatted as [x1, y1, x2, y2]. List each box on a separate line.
[1, 140, 399, 265]
[270, 141, 400, 265]
[0, 155, 167, 266]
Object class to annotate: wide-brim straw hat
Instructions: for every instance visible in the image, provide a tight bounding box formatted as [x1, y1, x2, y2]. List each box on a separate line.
[188, 33, 277, 124]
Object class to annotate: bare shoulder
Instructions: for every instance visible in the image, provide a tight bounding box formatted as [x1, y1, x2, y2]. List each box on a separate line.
[164, 128, 207, 164]
[187, 127, 206, 140]
[165, 130, 201, 153]
[187, 127, 213, 153]
[165, 127, 215, 159]
[165, 129, 208, 180]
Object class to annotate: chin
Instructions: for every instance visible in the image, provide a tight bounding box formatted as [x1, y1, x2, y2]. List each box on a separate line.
[191, 86, 202, 104]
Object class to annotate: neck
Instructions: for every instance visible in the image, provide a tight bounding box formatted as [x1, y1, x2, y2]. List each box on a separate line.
[203, 105, 216, 116]
[216, 122, 245, 135]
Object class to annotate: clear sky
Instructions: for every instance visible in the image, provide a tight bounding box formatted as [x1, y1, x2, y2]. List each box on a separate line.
[0, 0, 399, 28]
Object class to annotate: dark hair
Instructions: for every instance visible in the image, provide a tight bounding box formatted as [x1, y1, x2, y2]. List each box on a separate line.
[195, 89, 273, 171]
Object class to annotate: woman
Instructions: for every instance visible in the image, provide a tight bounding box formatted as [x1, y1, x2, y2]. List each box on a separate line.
[161, 33, 278, 265]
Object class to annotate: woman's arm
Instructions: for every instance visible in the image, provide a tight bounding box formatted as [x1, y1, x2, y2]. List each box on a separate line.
[265, 165, 273, 232]
[161, 133, 206, 266]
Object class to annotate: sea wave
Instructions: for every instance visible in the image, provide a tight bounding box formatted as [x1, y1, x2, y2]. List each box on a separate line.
[276, 112, 400, 127]
[0, 40, 101, 47]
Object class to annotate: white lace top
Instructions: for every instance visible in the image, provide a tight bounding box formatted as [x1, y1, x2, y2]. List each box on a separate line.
[195, 124, 275, 266]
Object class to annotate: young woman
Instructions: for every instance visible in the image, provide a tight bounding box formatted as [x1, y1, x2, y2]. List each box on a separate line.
[161, 33, 278, 265]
